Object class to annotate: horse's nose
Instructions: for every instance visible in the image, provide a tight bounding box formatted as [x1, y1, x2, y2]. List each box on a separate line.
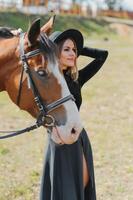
[70, 127, 80, 142]
[71, 127, 76, 135]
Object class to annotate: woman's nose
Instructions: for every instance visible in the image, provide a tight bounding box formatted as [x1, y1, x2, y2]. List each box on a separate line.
[70, 50, 76, 57]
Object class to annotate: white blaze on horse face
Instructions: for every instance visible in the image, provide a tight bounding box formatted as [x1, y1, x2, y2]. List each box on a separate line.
[48, 60, 82, 144]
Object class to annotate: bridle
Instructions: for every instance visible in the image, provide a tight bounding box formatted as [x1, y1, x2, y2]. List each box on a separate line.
[0, 33, 75, 139]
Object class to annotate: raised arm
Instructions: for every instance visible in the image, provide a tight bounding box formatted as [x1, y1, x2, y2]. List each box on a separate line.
[78, 47, 108, 87]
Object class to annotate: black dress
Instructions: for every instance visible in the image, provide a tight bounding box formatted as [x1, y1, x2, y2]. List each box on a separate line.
[40, 47, 108, 200]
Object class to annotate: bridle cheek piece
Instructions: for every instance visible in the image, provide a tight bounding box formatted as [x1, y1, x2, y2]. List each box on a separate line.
[0, 33, 75, 139]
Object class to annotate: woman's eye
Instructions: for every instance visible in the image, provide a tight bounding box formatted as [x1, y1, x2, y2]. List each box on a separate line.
[64, 48, 69, 51]
[73, 49, 76, 53]
[37, 70, 47, 77]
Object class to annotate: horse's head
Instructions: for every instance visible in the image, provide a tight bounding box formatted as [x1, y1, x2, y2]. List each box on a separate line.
[2, 17, 82, 144]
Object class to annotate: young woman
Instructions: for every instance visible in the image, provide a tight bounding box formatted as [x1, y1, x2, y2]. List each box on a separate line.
[40, 29, 108, 200]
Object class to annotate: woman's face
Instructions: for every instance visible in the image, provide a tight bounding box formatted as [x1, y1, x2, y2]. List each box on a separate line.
[59, 39, 77, 70]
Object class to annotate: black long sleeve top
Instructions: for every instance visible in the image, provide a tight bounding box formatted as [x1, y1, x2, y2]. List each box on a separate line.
[64, 47, 108, 110]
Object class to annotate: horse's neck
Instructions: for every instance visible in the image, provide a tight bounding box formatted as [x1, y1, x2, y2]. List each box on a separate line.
[0, 37, 19, 91]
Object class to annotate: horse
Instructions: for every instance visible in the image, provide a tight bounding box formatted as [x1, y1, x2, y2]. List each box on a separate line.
[0, 17, 82, 144]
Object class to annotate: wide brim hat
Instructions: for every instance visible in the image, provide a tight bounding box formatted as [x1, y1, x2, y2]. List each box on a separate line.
[49, 29, 84, 56]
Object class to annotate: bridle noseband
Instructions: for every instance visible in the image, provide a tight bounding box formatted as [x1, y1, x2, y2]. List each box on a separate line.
[0, 33, 75, 139]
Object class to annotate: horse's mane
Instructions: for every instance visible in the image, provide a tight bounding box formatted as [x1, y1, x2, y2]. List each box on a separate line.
[0, 27, 14, 38]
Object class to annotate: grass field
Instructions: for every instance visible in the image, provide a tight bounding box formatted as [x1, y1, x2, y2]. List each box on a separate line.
[0, 14, 133, 200]
[0, 12, 113, 38]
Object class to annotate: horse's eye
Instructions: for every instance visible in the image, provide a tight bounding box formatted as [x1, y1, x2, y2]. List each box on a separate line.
[37, 70, 47, 77]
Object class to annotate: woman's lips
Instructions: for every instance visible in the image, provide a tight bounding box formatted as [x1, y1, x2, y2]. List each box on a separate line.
[67, 58, 74, 61]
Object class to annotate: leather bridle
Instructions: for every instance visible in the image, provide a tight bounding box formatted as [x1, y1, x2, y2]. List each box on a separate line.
[0, 33, 75, 139]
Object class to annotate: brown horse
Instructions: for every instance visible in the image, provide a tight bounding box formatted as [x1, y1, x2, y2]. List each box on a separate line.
[0, 17, 82, 144]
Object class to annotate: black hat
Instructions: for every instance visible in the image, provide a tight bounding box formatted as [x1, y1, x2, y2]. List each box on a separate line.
[49, 29, 84, 56]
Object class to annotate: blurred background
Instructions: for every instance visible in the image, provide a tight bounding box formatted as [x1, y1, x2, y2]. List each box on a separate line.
[0, 0, 133, 17]
[0, 1, 133, 200]
[0, 0, 133, 16]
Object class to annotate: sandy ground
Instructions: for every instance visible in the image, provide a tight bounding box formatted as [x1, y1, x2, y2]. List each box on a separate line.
[0, 33, 133, 199]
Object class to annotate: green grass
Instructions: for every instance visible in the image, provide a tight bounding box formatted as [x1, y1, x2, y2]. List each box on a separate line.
[0, 146, 10, 155]
[0, 11, 115, 38]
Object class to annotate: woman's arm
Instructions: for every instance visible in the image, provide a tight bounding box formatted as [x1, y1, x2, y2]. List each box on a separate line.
[78, 47, 108, 87]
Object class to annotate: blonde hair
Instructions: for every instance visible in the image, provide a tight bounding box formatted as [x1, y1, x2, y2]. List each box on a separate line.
[57, 38, 79, 81]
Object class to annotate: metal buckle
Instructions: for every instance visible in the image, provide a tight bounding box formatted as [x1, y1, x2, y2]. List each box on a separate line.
[42, 115, 55, 127]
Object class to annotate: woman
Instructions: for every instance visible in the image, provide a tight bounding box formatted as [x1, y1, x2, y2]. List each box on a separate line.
[40, 29, 108, 200]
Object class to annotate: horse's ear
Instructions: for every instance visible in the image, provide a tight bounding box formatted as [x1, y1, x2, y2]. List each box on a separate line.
[41, 15, 55, 36]
[27, 18, 40, 45]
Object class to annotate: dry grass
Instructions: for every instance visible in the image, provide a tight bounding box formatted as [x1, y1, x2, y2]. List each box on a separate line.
[0, 35, 133, 200]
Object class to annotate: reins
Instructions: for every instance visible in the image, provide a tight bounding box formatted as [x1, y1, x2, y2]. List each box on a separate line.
[0, 33, 75, 140]
[0, 122, 41, 139]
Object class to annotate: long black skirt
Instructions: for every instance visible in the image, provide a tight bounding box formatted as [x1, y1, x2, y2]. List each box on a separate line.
[40, 129, 96, 200]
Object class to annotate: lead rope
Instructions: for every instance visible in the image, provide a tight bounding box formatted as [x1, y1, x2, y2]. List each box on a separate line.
[0, 121, 42, 139]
